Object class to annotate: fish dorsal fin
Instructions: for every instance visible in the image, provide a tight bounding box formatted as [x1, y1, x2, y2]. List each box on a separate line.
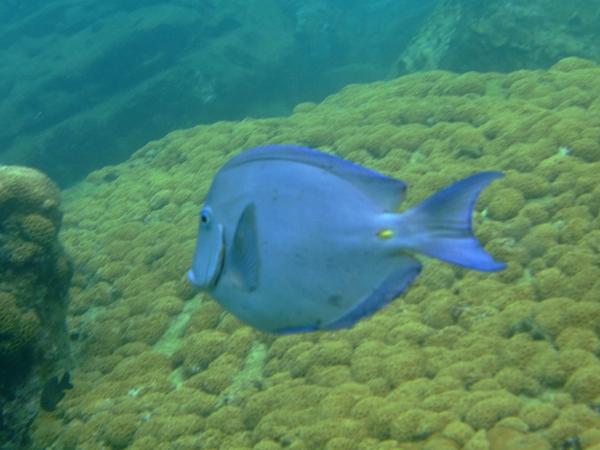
[230, 202, 260, 292]
[224, 144, 407, 211]
[324, 256, 422, 330]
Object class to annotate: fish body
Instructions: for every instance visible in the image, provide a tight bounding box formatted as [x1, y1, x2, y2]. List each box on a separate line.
[188, 145, 505, 333]
[40, 371, 73, 411]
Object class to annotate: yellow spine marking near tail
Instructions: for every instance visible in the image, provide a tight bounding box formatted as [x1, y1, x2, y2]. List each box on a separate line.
[377, 229, 394, 239]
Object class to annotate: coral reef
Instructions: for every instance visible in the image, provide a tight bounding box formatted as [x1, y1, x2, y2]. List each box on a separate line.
[29, 57, 600, 449]
[0, 166, 72, 449]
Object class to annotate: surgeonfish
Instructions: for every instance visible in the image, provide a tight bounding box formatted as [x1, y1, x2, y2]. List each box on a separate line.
[188, 144, 505, 333]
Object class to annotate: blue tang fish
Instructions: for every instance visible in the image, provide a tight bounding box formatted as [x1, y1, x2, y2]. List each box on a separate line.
[188, 144, 505, 333]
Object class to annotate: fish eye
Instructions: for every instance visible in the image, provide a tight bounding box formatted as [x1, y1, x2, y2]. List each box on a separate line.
[200, 207, 212, 225]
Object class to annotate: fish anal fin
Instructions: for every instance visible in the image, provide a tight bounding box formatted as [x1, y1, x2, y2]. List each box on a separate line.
[273, 324, 321, 334]
[324, 257, 422, 330]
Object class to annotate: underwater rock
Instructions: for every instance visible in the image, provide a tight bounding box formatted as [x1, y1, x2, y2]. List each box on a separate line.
[397, 0, 600, 73]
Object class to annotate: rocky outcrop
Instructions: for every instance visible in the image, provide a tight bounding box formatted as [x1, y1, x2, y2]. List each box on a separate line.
[397, 0, 600, 74]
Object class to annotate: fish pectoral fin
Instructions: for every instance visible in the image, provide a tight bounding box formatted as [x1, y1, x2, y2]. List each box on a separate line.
[230, 202, 260, 292]
[323, 256, 422, 330]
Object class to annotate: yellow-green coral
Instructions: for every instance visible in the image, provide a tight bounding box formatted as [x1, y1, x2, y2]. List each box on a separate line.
[175, 330, 229, 377]
[0, 166, 60, 210]
[487, 188, 526, 221]
[18, 213, 57, 246]
[4, 240, 44, 266]
[565, 365, 600, 402]
[101, 413, 139, 449]
[28, 57, 600, 449]
[465, 393, 522, 430]
[0, 292, 41, 359]
[519, 401, 559, 431]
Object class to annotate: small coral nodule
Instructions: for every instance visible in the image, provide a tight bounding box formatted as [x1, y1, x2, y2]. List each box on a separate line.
[19, 213, 58, 247]
[0, 292, 41, 360]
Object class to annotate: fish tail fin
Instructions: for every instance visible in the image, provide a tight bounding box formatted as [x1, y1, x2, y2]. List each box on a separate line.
[402, 172, 506, 271]
[60, 371, 74, 390]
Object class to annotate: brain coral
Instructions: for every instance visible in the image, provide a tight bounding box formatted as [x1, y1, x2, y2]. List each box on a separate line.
[18, 213, 57, 247]
[0, 165, 60, 211]
[30, 57, 600, 449]
[0, 292, 41, 360]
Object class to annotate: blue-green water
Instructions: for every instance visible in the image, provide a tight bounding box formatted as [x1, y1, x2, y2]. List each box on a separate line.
[1, 2, 600, 450]
[0, 0, 436, 186]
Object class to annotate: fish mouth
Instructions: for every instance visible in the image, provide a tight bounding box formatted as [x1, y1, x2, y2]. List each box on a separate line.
[188, 224, 225, 290]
